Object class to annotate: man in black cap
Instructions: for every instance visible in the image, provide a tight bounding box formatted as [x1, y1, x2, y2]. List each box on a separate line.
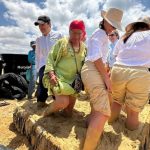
[34, 15, 62, 107]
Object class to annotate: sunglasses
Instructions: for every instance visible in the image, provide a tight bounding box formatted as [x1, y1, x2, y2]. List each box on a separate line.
[108, 34, 116, 37]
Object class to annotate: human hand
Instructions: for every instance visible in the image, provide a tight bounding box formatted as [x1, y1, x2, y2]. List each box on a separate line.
[49, 72, 58, 86]
[103, 76, 112, 93]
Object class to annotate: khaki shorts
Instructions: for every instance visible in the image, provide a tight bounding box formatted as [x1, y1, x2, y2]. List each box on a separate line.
[111, 65, 150, 112]
[81, 61, 111, 116]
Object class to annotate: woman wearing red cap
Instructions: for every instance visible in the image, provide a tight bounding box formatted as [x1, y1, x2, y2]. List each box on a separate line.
[42, 20, 87, 117]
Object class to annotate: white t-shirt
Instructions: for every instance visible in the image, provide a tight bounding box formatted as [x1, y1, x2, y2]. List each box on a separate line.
[114, 30, 150, 67]
[86, 28, 108, 63]
[36, 31, 62, 71]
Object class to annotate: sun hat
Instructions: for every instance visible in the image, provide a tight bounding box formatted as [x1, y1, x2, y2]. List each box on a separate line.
[101, 8, 123, 31]
[126, 16, 150, 30]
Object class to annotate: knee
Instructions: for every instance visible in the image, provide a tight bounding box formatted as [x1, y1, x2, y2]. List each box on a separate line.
[59, 98, 69, 109]
[112, 102, 122, 109]
[125, 120, 139, 130]
[89, 112, 109, 129]
[126, 106, 139, 118]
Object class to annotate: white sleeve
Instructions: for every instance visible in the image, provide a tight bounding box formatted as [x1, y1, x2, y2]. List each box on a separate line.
[86, 37, 102, 62]
[113, 39, 122, 57]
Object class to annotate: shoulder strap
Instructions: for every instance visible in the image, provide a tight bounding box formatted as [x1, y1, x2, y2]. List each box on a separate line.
[71, 43, 79, 74]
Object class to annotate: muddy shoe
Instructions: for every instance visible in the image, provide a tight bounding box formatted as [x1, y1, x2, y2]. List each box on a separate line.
[37, 102, 47, 108]
[27, 96, 34, 100]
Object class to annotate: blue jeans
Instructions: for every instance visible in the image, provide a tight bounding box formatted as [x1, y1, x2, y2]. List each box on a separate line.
[37, 66, 48, 102]
[28, 65, 37, 99]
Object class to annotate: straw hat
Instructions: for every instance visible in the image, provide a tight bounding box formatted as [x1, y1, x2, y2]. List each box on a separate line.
[101, 8, 123, 31]
[138, 16, 150, 24]
[126, 16, 150, 30]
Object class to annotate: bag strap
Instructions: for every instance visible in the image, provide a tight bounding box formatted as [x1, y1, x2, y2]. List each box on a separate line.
[70, 42, 80, 74]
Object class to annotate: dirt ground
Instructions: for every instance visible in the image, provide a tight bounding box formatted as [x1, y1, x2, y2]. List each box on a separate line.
[0, 98, 150, 150]
[0, 99, 29, 150]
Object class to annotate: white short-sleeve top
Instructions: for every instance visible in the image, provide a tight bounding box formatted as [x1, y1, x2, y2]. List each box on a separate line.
[86, 28, 108, 63]
[114, 30, 150, 67]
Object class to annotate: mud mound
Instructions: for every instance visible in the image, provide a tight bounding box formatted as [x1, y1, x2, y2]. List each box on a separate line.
[13, 99, 150, 150]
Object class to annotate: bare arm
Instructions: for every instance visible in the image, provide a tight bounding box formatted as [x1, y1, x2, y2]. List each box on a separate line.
[94, 58, 112, 92]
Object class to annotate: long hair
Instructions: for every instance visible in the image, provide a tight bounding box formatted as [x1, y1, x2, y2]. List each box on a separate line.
[122, 22, 150, 43]
[99, 19, 105, 30]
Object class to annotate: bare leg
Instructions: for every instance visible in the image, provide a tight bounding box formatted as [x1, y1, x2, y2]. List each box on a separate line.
[125, 106, 139, 130]
[108, 92, 113, 106]
[63, 96, 76, 117]
[108, 102, 122, 123]
[85, 104, 94, 127]
[43, 95, 69, 117]
[83, 111, 109, 150]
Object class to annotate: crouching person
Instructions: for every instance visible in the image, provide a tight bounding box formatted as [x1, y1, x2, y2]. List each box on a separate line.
[42, 20, 87, 117]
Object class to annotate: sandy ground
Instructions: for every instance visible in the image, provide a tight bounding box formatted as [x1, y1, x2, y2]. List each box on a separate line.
[0, 99, 29, 150]
[1, 97, 150, 150]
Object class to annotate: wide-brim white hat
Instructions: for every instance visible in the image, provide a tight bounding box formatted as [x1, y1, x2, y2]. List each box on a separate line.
[126, 16, 150, 30]
[101, 8, 123, 31]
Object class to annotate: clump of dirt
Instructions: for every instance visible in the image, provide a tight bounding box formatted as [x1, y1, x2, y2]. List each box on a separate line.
[13, 98, 150, 150]
[0, 99, 29, 150]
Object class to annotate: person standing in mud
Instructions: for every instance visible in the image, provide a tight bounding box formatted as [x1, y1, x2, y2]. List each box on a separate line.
[34, 15, 62, 107]
[81, 8, 123, 150]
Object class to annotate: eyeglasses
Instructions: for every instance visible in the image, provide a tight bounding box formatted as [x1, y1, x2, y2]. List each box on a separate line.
[108, 34, 116, 37]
